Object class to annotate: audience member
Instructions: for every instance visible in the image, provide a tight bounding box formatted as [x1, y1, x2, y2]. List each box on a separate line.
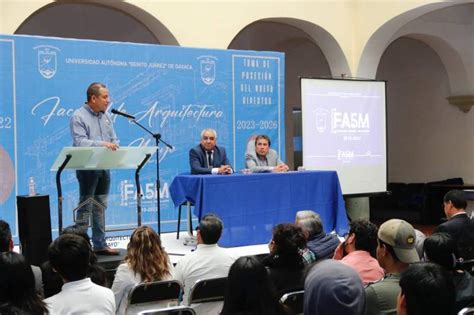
[189, 128, 233, 175]
[41, 224, 107, 298]
[245, 134, 289, 173]
[397, 262, 455, 315]
[434, 189, 474, 260]
[365, 219, 419, 315]
[0, 219, 43, 297]
[0, 251, 48, 314]
[333, 220, 384, 285]
[304, 259, 366, 315]
[414, 229, 426, 260]
[112, 226, 174, 315]
[45, 234, 115, 314]
[174, 214, 235, 314]
[296, 211, 340, 260]
[221, 256, 290, 315]
[262, 223, 307, 294]
[294, 210, 318, 224]
[424, 232, 474, 312]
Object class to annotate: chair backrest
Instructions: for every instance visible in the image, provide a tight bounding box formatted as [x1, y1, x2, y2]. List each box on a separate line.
[280, 290, 304, 315]
[458, 307, 474, 315]
[126, 280, 182, 313]
[137, 306, 196, 315]
[187, 277, 227, 305]
[460, 259, 474, 275]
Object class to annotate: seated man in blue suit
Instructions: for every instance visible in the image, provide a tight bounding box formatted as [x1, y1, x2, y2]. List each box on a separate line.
[245, 134, 289, 173]
[189, 128, 233, 175]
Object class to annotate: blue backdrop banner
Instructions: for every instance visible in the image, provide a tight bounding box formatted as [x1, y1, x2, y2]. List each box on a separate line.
[0, 34, 285, 243]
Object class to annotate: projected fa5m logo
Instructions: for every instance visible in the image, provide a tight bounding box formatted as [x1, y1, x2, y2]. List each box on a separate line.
[330, 109, 369, 134]
[198, 55, 217, 85]
[34, 45, 60, 79]
[315, 108, 370, 134]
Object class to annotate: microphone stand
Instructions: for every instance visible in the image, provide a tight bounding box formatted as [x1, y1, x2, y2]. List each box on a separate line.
[127, 118, 172, 235]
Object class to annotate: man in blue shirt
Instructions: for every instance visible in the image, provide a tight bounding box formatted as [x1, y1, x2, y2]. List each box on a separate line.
[70, 82, 119, 255]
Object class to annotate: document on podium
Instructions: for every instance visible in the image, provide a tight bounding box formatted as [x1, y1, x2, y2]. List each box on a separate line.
[51, 146, 158, 171]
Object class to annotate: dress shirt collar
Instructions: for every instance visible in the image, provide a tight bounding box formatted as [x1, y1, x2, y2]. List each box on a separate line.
[83, 103, 102, 117]
[196, 243, 219, 250]
[61, 277, 92, 291]
[451, 212, 467, 219]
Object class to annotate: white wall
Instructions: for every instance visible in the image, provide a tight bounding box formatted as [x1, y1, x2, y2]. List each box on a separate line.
[0, 0, 446, 75]
[377, 37, 474, 183]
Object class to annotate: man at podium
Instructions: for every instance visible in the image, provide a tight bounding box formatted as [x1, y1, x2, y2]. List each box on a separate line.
[69, 82, 119, 255]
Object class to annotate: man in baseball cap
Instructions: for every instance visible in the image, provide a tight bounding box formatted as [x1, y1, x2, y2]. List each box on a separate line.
[365, 219, 419, 315]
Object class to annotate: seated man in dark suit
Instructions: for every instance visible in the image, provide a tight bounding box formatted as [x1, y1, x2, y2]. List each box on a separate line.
[245, 134, 289, 173]
[434, 189, 474, 260]
[189, 128, 232, 175]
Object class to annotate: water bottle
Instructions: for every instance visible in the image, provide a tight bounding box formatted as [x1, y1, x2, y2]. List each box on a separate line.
[28, 177, 36, 196]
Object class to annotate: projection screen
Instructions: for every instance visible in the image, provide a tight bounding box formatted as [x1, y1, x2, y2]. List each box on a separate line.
[301, 78, 387, 195]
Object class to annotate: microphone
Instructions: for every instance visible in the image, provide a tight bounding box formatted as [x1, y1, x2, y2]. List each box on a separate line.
[111, 108, 135, 120]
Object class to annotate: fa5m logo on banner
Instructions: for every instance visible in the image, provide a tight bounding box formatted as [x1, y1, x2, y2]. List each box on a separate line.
[198, 55, 217, 85]
[34, 45, 60, 79]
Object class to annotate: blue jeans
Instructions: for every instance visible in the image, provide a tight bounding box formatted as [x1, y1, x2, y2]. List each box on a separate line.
[76, 170, 110, 249]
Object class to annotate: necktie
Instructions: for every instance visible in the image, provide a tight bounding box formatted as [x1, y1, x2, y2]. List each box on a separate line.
[207, 151, 213, 168]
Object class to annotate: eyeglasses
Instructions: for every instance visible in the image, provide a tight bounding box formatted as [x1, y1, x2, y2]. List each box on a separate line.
[202, 136, 215, 141]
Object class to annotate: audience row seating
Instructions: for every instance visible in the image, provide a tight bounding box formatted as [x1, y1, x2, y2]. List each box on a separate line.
[280, 290, 304, 315]
[124, 276, 304, 315]
[138, 306, 196, 315]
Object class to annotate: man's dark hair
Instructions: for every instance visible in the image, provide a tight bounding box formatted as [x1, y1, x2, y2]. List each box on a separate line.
[198, 214, 223, 244]
[378, 238, 401, 262]
[443, 189, 467, 209]
[399, 262, 455, 315]
[86, 82, 106, 102]
[423, 233, 457, 270]
[0, 220, 12, 252]
[48, 234, 91, 281]
[349, 220, 378, 255]
[255, 134, 271, 147]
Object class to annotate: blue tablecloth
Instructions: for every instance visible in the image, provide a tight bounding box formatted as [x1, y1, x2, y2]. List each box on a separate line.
[169, 171, 349, 247]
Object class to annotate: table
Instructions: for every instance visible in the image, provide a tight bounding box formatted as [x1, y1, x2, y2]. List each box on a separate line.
[169, 171, 349, 247]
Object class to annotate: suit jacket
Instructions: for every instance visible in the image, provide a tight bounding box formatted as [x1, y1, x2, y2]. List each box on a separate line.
[434, 213, 474, 260]
[245, 148, 284, 173]
[189, 144, 231, 175]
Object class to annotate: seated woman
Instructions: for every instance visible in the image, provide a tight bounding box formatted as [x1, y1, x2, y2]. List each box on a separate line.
[262, 223, 308, 295]
[111, 226, 174, 315]
[41, 224, 107, 298]
[0, 252, 48, 314]
[221, 256, 290, 315]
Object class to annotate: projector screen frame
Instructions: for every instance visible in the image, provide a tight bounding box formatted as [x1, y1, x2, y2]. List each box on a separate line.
[299, 76, 388, 197]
